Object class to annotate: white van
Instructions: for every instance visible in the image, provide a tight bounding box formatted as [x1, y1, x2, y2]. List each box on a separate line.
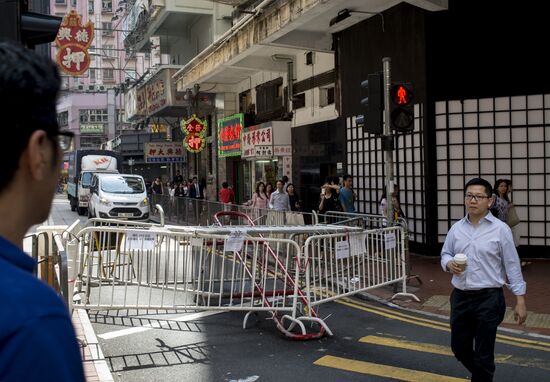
[89, 174, 149, 220]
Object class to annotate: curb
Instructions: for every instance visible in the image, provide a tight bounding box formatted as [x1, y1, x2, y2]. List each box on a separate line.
[355, 290, 550, 340]
[76, 309, 115, 382]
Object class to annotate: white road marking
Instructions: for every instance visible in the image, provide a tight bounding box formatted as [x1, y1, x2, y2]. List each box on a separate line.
[98, 310, 224, 340]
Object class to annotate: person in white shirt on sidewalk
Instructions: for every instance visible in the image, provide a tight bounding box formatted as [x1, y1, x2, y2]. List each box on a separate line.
[441, 177, 527, 382]
[268, 180, 291, 211]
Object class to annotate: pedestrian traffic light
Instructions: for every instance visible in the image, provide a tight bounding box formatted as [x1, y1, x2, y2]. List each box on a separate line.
[0, 0, 61, 47]
[359, 72, 383, 135]
[390, 82, 414, 132]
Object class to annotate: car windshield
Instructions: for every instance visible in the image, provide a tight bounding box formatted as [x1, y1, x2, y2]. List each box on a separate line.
[81, 172, 93, 188]
[101, 176, 144, 194]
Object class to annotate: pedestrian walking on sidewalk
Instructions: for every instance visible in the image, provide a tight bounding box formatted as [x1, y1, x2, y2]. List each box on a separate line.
[0, 41, 84, 382]
[338, 174, 356, 213]
[441, 177, 527, 382]
[269, 180, 291, 211]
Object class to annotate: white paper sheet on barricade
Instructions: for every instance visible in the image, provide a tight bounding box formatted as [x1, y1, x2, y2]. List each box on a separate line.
[349, 233, 367, 255]
[190, 237, 204, 247]
[336, 240, 350, 260]
[224, 230, 246, 252]
[125, 232, 156, 251]
[385, 232, 396, 250]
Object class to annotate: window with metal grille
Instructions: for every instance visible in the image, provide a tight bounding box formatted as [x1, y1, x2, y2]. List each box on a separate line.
[102, 0, 112, 12]
[102, 22, 113, 36]
[103, 69, 114, 80]
[80, 109, 108, 123]
[57, 111, 69, 127]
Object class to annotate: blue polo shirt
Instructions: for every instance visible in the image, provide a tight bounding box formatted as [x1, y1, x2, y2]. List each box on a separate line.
[338, 187, 355, 213]
[0, 235, 85, 382]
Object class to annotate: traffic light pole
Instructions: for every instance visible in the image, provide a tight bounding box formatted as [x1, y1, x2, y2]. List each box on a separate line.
[382, 57, 394, 223]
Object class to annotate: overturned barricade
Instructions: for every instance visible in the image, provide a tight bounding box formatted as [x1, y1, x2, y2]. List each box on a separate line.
[72, 211, 417, 340]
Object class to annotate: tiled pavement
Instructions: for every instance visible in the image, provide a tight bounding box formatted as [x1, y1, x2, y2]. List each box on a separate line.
[365, 254, 550, 336]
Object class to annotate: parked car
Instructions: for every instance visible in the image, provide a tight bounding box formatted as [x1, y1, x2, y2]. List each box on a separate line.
[89, 174, 149, 221]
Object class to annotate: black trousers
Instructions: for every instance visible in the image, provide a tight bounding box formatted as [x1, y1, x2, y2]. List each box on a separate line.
[450, 288, 506, 382]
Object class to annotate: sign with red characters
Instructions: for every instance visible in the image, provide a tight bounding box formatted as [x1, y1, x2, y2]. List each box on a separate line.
[217, 113, 243, 158]
[183, 134, 206, 153]
[181, 115, 207, 153]
[55, 10, 94, 75]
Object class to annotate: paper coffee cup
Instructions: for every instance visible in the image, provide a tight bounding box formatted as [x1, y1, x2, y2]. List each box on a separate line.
[454, 253, 467, 272]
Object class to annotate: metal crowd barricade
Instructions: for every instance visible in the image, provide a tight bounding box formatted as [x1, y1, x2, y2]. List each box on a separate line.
[26, 229, 70, 307]
[149, 194, 316, 227]
[72, 224, 364, 340]
[302, 224, 419, 308]
[323, 210, 421, 288]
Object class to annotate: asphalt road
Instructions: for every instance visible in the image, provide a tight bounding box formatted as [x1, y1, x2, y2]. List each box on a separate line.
[49, 197, 550, 382]
[87, 296, 550, 382]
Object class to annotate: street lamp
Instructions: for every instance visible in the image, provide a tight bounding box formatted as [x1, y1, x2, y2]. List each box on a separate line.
[128, 158, 135, 174]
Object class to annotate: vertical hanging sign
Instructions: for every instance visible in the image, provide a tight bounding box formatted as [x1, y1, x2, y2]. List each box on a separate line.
[55, 10, 94, 75]
[181, 114, 207, 153]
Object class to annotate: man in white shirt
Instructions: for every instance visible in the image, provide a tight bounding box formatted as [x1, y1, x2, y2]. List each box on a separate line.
[441, 177, 527, 382]
[268, 180, 291, 211]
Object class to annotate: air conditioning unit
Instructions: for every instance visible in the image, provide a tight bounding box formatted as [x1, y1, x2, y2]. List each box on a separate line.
[77, 85, 84, 91]
[88, 85, 95, 91]
[161, 54, 170, 65]
[99, 85, 106, 91]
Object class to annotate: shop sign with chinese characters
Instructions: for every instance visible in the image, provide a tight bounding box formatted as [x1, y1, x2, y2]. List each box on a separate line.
[218, 113, 243, 158]
[241, 126, 272, 158]
[144, 142, 185, 163]
[181, 115, 207, 153]
[80, 124, 104, 134]
[55, 10, 94, 75]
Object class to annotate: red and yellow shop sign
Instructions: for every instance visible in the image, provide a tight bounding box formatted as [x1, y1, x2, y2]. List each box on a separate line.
[55, 10, 94, 75]
[183, 133, 206, 153]
[181, 114, 207, 153]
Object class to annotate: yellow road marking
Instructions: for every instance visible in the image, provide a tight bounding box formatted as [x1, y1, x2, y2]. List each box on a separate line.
[336, 299, 450, 332]
[335, 297, 550, 352]
[360, 335, 454, 356]
[314, 355, 467, 382]
[343, 297, 550, 348]
[359, 335, 550, 371]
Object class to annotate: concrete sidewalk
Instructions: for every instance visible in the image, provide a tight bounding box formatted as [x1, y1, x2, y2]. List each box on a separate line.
[365, 254, 550, 336]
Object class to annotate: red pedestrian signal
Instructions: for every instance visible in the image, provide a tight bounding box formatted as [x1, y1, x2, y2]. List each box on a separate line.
[390, 82, 414, 132]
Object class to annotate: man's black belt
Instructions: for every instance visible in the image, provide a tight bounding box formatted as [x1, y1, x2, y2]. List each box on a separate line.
[455, 287, 502, 295]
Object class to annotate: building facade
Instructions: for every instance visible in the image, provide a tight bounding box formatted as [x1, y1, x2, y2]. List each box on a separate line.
[51, 0, 151, 149]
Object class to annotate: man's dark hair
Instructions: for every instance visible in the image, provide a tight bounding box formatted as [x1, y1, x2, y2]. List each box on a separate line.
[343, 174, 352, 181]
[464, 177, 493, 196]
[0, 41, 60, 193]
[222, 182, 228, 188]
[282, 175, 288, 183]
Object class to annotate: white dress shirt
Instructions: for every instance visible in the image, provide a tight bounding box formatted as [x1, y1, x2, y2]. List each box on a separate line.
[268, 189, 291, 211]
[441, 212, 526, 295]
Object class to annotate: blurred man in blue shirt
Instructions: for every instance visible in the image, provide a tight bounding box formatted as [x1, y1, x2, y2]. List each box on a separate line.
[0, 41, 84, 382]
[338, 174, 355, 213]
[441, 177, 526, 382]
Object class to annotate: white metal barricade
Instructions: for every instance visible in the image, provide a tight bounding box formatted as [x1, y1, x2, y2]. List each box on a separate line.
[73, 225, 334, 340]
[302, 225, 419, 308]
